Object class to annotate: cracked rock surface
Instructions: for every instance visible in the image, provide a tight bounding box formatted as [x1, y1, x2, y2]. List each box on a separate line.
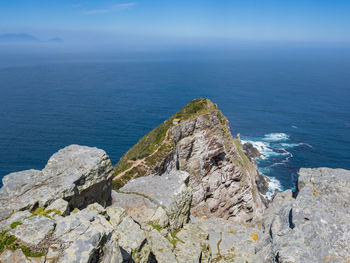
[0, 145, 114, 218]
[112, 171, 192, 231]
[254, 168, 350, 263]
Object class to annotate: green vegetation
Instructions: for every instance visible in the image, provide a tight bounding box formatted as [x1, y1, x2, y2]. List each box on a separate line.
[0, 230, 44, 257]
[145, 142, 174, 166]
[71, 208, 80, 214]
[114, 98, 220, 187]
[0, 230, 17, 253]
[31, 207, 62, 217]
[113, 165, 148, 190]
[114, 161, 133, 175]
[233, 138, 250, 168]
[166, 230, 184, 247]
[148, 222, 163, 232]
[10, 221, 22, 229]
[19, 245, 44, 257]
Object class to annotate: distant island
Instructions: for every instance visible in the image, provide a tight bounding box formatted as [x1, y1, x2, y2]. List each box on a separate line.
[0, 33, 63, 43]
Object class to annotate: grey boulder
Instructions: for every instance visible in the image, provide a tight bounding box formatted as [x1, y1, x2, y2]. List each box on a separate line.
[112, 171, 192, 231]
[0, 145, 114, 219]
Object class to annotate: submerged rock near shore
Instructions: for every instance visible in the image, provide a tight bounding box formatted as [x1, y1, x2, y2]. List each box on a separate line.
[1, 99, 349, 263]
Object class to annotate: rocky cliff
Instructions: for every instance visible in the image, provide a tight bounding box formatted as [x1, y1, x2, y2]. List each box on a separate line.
[1, 99, 349, 263]
[114, 98, 265, 223]
[254, 168, 350, 263]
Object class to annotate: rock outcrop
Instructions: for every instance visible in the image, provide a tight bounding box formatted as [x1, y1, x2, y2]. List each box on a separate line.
[114, 98, 265, 223]
[0, 145, 114, 219]
[242, 142, 261, 160]
[254, 168, 350, 263]
[112, 171, 192, 231]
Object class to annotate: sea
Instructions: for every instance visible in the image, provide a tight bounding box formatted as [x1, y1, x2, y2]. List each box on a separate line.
[0, 49, 349, 193]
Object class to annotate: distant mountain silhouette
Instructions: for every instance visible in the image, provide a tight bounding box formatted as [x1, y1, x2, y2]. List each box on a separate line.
[0, 33, 40, 42]
[47, 37, 64, 43]
[0, 33, 64, 43]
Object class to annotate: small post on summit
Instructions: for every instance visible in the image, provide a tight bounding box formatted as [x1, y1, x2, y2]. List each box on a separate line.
[237, 133, 241, 142]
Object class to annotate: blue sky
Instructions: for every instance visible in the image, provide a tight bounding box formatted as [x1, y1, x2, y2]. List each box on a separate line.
[1, 0, 350, 49]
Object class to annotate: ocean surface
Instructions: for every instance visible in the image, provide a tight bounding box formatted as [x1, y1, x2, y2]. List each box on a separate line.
[0, 51, 349, 192]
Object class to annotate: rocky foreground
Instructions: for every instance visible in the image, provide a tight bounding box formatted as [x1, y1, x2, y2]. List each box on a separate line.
[0, 99, 349, 263]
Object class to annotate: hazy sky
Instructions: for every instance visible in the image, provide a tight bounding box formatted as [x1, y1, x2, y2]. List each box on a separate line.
[1, 0, 350, 50]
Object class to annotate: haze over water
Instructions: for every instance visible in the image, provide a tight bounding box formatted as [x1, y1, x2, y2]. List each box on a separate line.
[0, 48, 349, 191]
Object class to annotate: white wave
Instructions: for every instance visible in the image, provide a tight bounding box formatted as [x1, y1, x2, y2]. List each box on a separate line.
[291, 125, 298, 129]
[265, 176, 283, 199]
[263, 133, 289, 142]
[241, 138, 293, 160]
[281, 142, 312, 148]
[241, 139, 274, 159]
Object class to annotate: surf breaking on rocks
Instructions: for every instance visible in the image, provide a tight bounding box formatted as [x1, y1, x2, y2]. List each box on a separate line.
[242, 132, 312, 198]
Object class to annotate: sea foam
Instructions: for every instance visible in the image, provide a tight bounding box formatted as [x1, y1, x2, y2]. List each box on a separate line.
[263, 133, 290, 142]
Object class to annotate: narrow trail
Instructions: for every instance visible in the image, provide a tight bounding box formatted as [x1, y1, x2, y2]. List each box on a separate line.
[113, 129, 171, 180]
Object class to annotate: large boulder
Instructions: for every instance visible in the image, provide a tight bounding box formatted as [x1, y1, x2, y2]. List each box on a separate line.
[0, 145, 114, 219]
[106, 206, 151, 262]
[112, 171, 192, 231]
[173, 223, 211, 263]
[49, 208, 118, 263]
[255, 168, 350, 263]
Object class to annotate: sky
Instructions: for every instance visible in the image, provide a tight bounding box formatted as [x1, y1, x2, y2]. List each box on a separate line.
[0, 0, 350, 51]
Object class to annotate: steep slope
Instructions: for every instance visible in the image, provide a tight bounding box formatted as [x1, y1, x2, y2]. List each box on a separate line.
[114, 98, 265, 223]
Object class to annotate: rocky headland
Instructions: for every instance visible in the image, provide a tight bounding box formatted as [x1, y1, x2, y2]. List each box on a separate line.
[0, 99, 349, 263]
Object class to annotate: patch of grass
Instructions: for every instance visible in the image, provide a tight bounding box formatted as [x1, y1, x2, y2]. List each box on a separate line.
[112, 179, 124, 190]
[46, 209, 62, 216]
[71, 208, 80, 214]
[31, 208, 61, 218]
[114, 161, 133, 175]
[31, 207, 46, 216]
[233, 138, 250, 168]
[166, 230, 184, 247]
[20, 245, 44, 257]
[112, 168, 139, 190]
[0, 230, 17, 253]
[10, 221, 22, 229]
[145, 142, 174, 166]
[0, 230, 45, 257]
[148, 222, 163, 232]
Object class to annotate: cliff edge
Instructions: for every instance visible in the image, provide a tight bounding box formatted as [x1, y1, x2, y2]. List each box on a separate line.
[114, 98, 265, 223]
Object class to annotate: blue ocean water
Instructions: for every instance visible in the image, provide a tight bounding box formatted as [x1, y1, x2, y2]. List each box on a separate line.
[0, 52, 349, 191]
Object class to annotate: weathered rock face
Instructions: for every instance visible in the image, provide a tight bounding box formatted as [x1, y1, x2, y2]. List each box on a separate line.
[165, 111, 264, 223]
[191, 216, 260, 263]
[106, 206, 151, 262]
[255, 168, 350, 263]
[114, 99, 265, 223]
[0, 202, 123, 263]
[0, 145, 114, 218]
[112, 171, 192, 231]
